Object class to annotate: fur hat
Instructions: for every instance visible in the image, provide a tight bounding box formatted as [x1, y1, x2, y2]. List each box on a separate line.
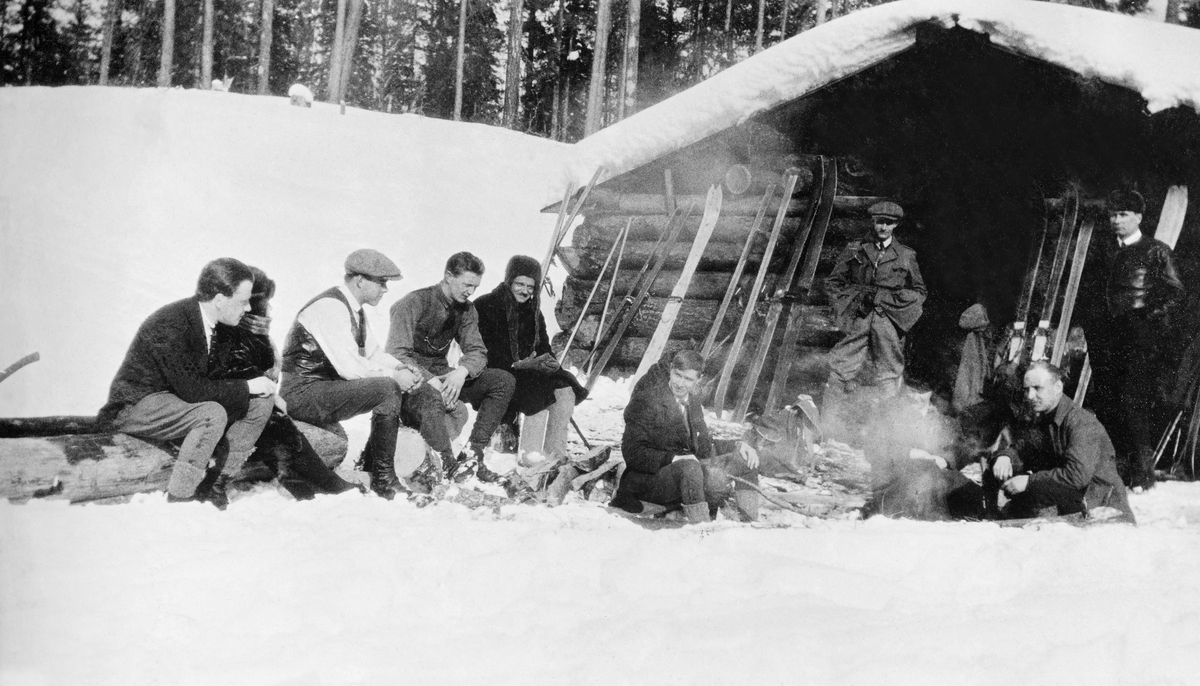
[505, 255, 541, 285]
[1107, 189, 1145, 214]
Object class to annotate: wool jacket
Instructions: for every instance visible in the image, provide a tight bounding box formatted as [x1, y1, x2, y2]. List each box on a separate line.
[99, 296, 250, 424]
[386, 284, 488, 379]
[826, 238, 927, 333]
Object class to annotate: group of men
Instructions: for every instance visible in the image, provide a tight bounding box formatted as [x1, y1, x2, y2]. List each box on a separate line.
[820, 190, 1183, 522]
[100, 249, 580, 507]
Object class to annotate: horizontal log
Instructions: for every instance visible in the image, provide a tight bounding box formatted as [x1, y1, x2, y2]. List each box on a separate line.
[579, 190, 886, 216]
[573, 214, 869, 247]
[557, 243, 839, 281]
[0, 419, 350, 503]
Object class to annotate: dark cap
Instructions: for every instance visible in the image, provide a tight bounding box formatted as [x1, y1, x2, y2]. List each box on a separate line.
[345, 249, 403, 280]
[869, 201, 904, 220]
[1107, 189, 1145, 214]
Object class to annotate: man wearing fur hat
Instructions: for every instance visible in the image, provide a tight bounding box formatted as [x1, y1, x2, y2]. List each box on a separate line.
[1084, 189, 1184, 491]
[280, 248, 426, 501]
[473, 255, 586, 464]
[824, 201, 927, 417]
[386, 252, 516, 489]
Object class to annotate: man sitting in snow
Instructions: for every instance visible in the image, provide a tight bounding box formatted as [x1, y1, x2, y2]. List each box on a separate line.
[611, 350, 762, 524]
[279, 248, 426, 501]
[98, 257, 275, 509]
[386, 252, 516, 489]
[984, 361, 1134, 523]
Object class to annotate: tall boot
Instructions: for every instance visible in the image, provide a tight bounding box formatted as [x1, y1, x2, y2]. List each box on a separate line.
[681, 502, 710, 525]
[364, 414, 407, 500]
[194, 468, 231, 510]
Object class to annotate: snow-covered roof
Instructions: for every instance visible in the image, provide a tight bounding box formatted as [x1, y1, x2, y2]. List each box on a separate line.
[570, 0, 1200, 186]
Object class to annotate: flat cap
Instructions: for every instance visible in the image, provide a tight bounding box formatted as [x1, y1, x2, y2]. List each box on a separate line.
[869, 201, 904, 220]
[1107, 189, 1145, 214]
[345, 248, 403, 280]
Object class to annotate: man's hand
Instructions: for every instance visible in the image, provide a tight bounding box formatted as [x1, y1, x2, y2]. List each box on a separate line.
[247, 376, 277, 397]
[992, 455, 1014, 481]
[439, 367, 469, 408]
[737, 441, 760, 470]
[393, 367, 420, 393]
[672, 454, 699, 464]
[1002, 474, 1029, 495]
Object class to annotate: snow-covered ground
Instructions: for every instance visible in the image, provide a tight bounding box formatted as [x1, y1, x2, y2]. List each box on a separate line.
[4, 86, 1200, 685]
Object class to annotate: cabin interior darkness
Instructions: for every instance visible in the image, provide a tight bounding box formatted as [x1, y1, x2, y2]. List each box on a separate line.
[608, 23, 1200, 395]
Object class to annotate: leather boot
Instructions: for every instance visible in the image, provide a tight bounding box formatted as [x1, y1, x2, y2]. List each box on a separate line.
[408, 450, 447, 495]
[365, 414, 407, 500]
[733, 488, 761, 522]
[195, 473, 231, 510]
[681, 502, 710, 524]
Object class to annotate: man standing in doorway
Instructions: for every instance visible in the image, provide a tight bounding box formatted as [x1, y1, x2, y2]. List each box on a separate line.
[824, 201, 927, 420]
[1085, 189, 1184, 491]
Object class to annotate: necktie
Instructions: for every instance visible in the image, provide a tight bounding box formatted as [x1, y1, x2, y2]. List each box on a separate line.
[355, 309, 367, 354]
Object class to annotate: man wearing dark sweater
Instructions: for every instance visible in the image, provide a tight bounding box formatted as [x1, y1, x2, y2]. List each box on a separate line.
[99, 258, 276, 508]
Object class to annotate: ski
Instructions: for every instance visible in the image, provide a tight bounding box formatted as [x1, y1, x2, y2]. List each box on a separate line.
[732, 159, 833, 420]
[700, 182, 778, 358]
[763, 158, 839, 415]
[540, 167, 604, 281]
[1000, 212, 1050, 365]
[711, 169, 804, 415]
[585, 203, 695, 390]
[585, 222, 631, 367]
[559, 219, 631, 364]
[1029, 186, 1080, 362]
[635, 184, 724, 380]
[1049, 217, 1095, 366]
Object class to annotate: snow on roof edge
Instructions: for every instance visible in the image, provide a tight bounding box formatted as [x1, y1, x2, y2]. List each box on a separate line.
[566, 0, 1200, 190]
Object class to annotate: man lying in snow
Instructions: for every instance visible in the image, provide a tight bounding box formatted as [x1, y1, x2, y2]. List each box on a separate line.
[984, 361, 1134, 523]
[610, 350, 762, 524]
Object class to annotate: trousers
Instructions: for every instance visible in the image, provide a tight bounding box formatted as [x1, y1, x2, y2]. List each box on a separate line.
[828, 311, 906, 386]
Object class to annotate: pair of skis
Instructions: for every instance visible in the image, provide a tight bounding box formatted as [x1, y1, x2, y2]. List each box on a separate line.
[713, 157, 837, 419]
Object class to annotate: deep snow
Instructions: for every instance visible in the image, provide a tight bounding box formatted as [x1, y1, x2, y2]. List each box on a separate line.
[3, 73, 1200, 685]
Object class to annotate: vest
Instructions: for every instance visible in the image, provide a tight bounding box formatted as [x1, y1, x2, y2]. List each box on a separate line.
[281, 287, 363, 381]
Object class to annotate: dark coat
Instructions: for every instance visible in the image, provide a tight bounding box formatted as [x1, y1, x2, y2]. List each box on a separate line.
[474, 283, 586, 416]
[826, 239, 927, 333]
[99, 296, 250, 424]
[996, 396, 1133, 517]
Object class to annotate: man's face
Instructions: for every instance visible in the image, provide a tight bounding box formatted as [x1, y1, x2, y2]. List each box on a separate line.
[668, 367, 701, 401]
[1109, 210, 1142, 240]
[872, 216, 898, 244]
[510, 276, 537, 304]
[357, 275, 391, 307]
[1023, 367, 1064, 415]
[213, 280, 253, 326]
[445, 270, 481, 304]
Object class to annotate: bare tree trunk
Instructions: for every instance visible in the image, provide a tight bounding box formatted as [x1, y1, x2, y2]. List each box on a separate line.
[724, 0, 732, 60]
[502, 0, 523, 127]
[815, 0, 828, 24]
[99, 0, 121, 85]
[453, 0, 467, 120]
[157, 0, 176, 86]
[618, 0, 639, 120]
[257, 0, 274, 93]
[336, 0, 363, 101]
[584, 0, 612, 135]
[200, 0, 213, 87]
[550, 0, 564, 139]
[327, 0, 347, 100]
[754, 0, 764, 52]
[779, 0, 789, 42]
[1164, 0, 1182, 23]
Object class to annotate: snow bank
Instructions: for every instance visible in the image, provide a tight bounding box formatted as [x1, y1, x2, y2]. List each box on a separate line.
[572, 0, 1200, 186]
[0, 87, 574, 417]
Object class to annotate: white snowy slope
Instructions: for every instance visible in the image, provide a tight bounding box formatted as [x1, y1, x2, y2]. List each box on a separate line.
[0, 86, 574, 417]
[572, 0, 1200, 186]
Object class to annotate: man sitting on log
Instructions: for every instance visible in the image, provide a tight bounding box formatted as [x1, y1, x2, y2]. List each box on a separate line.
[279, 249, 426, 501]
[610, 350, 761, 524]
[985, 361, 1134, 523]
[98, 258, 276, 508]
[823, 201, 926, 429]
[386, 252, 516, 487]
[473, 255, 586, 464]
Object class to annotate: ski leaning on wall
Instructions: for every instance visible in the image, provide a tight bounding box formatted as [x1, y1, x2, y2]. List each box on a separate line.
[633, 184, 723, 381]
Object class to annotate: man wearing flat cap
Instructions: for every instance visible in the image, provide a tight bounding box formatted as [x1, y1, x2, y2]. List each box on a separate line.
[824, 201, 927, 420]
[1084, 189, 1184, 490]
[280, 248, 428, 500]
